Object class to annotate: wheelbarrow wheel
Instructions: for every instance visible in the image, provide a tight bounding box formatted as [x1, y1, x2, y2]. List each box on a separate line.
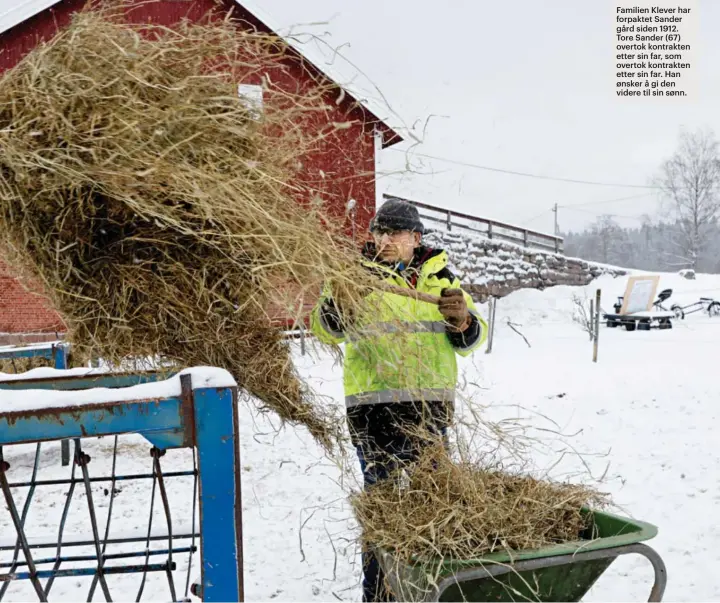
[708, 302, 720, 317]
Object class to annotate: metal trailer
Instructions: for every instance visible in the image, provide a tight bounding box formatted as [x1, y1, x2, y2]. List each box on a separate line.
[603, 311, 674, 331]
[603, 288, 674, 331]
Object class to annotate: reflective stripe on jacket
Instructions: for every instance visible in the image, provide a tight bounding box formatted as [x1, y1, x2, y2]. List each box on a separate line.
[310, 247, 487, 407]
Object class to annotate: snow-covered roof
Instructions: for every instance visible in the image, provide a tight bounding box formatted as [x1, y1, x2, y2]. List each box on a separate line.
[0, 0, 58, 36]
[0, 0, 403, 147]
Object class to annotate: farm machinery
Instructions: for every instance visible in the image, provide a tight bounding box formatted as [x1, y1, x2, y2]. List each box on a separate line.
[604, 288, 675, 331]
[669, 297, 720, 320]
[605, 286, 720, 331]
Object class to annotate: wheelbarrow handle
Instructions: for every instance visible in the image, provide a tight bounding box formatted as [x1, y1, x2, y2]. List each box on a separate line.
[419, 542, 667, 602]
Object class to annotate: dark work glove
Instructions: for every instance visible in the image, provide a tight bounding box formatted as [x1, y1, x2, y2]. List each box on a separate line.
[438, 288, 471, 332]
[320, 298, 356, 332]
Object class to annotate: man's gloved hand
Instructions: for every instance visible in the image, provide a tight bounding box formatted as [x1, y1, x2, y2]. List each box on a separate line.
[438, 288, 472, 332]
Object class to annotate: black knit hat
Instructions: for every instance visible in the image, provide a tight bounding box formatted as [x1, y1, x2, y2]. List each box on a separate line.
[369, 199, 425, 234]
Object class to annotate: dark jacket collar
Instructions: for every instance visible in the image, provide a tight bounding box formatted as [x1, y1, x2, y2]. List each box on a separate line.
[361, 242, 443, 273]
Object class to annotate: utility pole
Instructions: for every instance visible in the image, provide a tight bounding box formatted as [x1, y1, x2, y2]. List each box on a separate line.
[552, 203, 559, 236]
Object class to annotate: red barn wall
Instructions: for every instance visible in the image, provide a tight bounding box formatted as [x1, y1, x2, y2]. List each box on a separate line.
[0, 0, 382, 334]
[0, 259, 65, 339]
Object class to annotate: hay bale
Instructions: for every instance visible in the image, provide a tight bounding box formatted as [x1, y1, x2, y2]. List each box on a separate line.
[0, 6, 372, 450]
[351, 442, 608, 564]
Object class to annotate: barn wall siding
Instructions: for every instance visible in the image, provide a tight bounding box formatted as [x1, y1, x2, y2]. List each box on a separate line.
[0, 259, 65, 333]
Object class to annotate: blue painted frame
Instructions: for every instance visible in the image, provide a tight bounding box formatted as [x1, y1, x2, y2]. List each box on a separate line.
[0, 370, 244, 602]
[0, 342, 68, 365]
[0, 343, 71, 466]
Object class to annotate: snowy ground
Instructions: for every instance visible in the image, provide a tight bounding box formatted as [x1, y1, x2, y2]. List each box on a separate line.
[1, 271, 719, 601]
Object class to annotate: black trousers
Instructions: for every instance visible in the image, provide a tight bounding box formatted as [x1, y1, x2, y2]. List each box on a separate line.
[350, 401, 451, 602]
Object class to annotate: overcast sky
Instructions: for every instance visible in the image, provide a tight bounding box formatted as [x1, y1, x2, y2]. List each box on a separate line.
[257, 0, 718, 235]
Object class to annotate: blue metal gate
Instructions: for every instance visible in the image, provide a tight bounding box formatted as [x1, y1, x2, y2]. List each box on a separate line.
[0, 367, 243, 602]
[0, 342, 70, 465]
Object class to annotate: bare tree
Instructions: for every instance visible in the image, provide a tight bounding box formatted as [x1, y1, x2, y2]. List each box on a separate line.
[653, 128, 720, 270]
[571, 293, 595, 339]
[587, 215, 628, 265]
[597, 215, 617, 264]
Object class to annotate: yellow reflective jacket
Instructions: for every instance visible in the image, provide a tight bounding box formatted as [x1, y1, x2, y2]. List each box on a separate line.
[310, 245, 487, 409]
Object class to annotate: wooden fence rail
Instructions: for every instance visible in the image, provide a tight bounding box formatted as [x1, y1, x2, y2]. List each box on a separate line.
[384, 194, 564, 254]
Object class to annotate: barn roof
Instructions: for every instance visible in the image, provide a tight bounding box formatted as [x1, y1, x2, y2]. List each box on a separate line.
[0, 0, 403, 147]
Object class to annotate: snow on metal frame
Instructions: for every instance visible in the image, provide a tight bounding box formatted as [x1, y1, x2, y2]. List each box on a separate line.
[0, 367, 236, 413]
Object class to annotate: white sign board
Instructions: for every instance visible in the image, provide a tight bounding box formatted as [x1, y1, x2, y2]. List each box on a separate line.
[238, 84, 263, 120]
[619, 275, 660, 315]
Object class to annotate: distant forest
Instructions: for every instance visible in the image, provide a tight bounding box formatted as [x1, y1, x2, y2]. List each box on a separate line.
[563, 218, 720, 273]
[561, 128, 720, 274]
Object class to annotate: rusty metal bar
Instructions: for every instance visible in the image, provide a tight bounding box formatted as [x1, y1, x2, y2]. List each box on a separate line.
[0, 398, 186, 449]
[151, 447, 177, 602]
[8, 469, 194, 489]
[0, 532, 198, 554]
[87, 436, 119, 602]
[0, 443, 43, 601]
[0, 372, 168, 392]
[0, 450, 46, 601]
[2, 563, 176, 582]
[135, 457, 159, 603]
[75, 441, 112, 601]
[43, 441, 79, 598]
[1, 546, 195, 570]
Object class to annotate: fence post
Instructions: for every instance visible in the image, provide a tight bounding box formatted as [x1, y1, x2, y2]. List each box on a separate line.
[487, 223, 493, 240]
[523, 230, 528, 247]
[299, 325, 306, 356]
[485, 296, 497, 354]
[446, 211, 452, 232]
[589, 299, 595, 341]
[193, 383, 244, 602]
[593, 289, 601, 362]
[53, 344, 71, 467]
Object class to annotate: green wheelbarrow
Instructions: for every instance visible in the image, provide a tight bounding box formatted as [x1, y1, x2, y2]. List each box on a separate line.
[376, 510, 667, 602]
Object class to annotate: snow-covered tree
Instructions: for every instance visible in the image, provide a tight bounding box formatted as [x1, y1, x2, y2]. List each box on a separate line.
[653, 128, 720, 270]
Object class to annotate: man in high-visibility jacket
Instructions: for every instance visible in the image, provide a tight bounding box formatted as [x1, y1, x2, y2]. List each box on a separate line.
[310, 198, 487, 601]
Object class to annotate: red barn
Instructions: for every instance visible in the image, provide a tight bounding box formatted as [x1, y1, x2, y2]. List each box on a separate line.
[0, 0, 402, 344]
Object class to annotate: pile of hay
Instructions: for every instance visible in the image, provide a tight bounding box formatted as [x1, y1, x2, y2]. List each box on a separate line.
[0, 356, 51, 374]
[351, 441, 608, 563]
[0, 6, 375, 450]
